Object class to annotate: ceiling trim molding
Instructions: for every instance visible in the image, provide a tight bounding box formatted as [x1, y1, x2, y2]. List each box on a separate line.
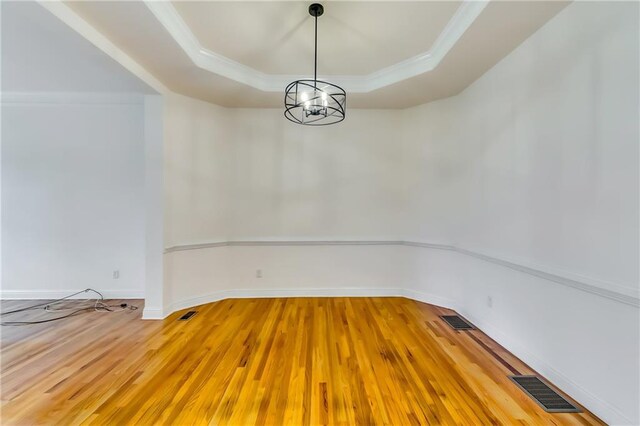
[144, 0, 489, 93]
[37, 1, 168, 95]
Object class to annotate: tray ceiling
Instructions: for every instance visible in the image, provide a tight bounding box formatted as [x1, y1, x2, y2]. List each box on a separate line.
[172, 1, 462, 76]
[56, 1, 568, 108]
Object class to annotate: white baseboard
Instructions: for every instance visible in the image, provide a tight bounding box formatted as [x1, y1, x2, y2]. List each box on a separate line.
[141, 307, 164, 320]
[154, 287, 455, 319]
[458, 308, 633, 426]
[154, 287, 403, 320]
[0, 289, 144, 300]
[401, 288, 458, 311]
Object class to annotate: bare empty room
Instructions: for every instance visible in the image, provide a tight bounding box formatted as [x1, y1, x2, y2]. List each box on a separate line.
[1, 1, 638, 425]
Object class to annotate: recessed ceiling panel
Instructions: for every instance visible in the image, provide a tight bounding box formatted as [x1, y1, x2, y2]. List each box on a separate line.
[172, 1, 462, 75]
[62, 0, 569, 108]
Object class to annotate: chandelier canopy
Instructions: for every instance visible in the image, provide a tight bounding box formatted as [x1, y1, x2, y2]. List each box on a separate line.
[284, 3, 346, 126]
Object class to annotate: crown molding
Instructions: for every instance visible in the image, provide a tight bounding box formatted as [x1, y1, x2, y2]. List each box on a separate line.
[144, 1, 489, 93]
[364, 0, 488, 91]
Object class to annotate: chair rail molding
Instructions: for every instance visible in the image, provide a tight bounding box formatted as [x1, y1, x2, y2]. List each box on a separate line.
[164, 239, 639, 308]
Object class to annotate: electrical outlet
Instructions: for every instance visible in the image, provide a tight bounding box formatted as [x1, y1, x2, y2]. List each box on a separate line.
[256, 269, 262, 278]
[113, 270, 120, 279]
[487, 296, 493, 308]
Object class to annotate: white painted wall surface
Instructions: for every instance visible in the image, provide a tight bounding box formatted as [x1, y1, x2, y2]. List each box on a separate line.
[1, 95, 146, 298]
[406, 246, 639, 425]
[228, 108, 405, 240]
[1, 1, 154, 94]
[142, 95, 165, 318]
[404, 1, 639, 294]
[163, 95, 405, 247]
[165, 244, 407, 313]
[163, 93, 233, 248]
[161, 93, 407, 314]
[161, 93, 233, 313]
[404, 2, 639, 424]
[158, 3, 638, 423]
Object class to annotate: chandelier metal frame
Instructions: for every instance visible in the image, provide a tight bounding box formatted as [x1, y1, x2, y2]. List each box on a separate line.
[284, 3, 346, 126]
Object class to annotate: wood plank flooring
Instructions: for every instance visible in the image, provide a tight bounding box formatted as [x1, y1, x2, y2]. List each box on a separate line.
[1, 297, 604, 425]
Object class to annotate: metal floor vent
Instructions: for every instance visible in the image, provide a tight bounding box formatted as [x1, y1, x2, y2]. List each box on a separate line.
[440, 315, 474, 330]
[510, 375, 581, 413]
[178, 311, 197, 321]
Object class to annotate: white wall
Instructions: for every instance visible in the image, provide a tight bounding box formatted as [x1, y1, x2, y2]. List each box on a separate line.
[164, 97, 405, 247]
[405, 1, 639, 293]
[404, 2, 639, 424]
[161, 93, 407, 313]
[163, 93, 234, 248]
[406, 247, 639, 426]
[142, 95, 165, 317]
[159, 3, 638, 423]
[1, 1, 154, 94]
[228, 108, 405, 240]
[161, 93, 233, 313]
[1, 94, 146, 298]
[165, 244, 408, 313]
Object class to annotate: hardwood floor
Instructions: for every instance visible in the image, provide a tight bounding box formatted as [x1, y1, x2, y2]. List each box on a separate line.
[1, 297, 604, 425]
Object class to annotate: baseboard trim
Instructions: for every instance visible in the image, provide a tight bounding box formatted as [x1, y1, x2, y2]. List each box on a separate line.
[458, 308, 633, 425]
[164, 240, 639, 307]
[141, 307, 164, 320]
[401, 288, 458, 311]
[159, 288, 457, 319]
[160, 287, 404, 318]
[0, 289, 144, 300]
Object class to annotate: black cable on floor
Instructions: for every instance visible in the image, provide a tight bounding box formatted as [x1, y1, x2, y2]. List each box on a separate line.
[1, 288, 138, 326]
[0, 288, 98, 316]
[1, 307, 94, 325]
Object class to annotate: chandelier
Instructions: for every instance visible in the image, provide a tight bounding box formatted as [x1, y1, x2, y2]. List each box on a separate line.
[284, 3, 346, 125]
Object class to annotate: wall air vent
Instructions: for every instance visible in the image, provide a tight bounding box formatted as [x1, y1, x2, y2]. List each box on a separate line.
[178, 311, 197, 321]
[440, 315, 474, 330]
[510, 375, 581, 413]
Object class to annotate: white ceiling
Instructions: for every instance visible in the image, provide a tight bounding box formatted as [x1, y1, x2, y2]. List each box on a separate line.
[1, 1, 154, 94]
[172, 1, 462, 75]
[9, 1, 569, 108]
